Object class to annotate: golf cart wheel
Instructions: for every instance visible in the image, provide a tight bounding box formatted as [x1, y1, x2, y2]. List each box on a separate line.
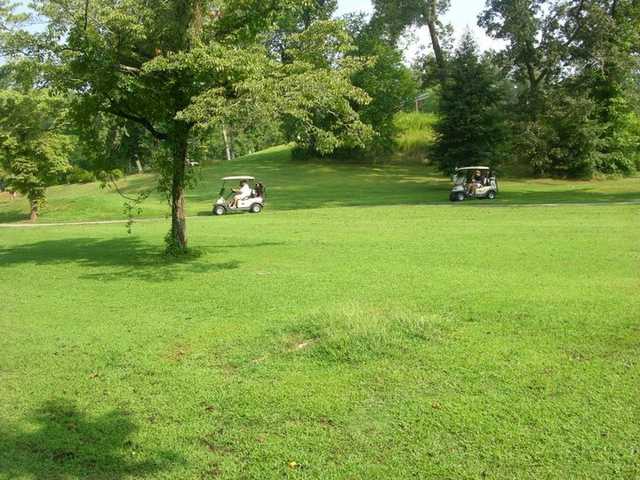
[487, 190, 497, 200]
[213, 205, 226, 216]
[456, 192, 465, 202]
[250, 203, 263, 214]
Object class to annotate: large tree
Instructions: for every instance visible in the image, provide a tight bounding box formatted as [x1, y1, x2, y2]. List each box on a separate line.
[342, 13, 417, 157]
[433, 33, 509, 173]
[479, 0, 569, 118]
[0, 89, 72, 221]
[567, 0, 640, 173]
[5, 0, 370, 253]
[268, 0, 337, 62]
[480, 0, 640, 176]
[372, 0, 451, 78]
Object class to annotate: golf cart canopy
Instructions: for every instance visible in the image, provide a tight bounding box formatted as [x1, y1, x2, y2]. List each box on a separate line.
[456, 166, 490, 172]
[222, 176, 255, 181]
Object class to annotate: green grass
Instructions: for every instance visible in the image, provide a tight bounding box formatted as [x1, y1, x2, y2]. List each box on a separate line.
[1, 145, 639, 224]
[1, 147, 639, 479]
[394, 112, 438, 163]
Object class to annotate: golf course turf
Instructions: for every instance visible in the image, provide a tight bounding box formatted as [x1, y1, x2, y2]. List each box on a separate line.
[1, 148, 639, 479]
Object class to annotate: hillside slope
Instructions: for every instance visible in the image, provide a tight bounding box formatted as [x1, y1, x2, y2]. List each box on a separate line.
[1, 145, 639, 223]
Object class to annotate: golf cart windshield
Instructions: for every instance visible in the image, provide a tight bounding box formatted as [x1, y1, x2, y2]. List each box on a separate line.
[220, 176, 255, 196]
[455, 168, 490, 183]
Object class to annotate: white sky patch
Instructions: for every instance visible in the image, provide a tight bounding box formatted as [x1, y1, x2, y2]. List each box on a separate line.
[336, 0, 506, 60]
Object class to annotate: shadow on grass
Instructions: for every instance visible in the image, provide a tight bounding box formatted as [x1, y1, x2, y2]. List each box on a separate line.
[0, 210, 28, 223]
[0, 236, 241, 282]
[495, 188, 640, 205]
[187, 176, 451, 211]
[187, 158, 639, 210]
[0, 399, 183, 480]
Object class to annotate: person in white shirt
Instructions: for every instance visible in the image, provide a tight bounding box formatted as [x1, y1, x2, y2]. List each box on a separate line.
[230, 180, 252, 208]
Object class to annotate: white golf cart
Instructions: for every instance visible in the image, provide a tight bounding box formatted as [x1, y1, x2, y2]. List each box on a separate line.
[449, 167, 498, 202]
[212, 176, 266, 216]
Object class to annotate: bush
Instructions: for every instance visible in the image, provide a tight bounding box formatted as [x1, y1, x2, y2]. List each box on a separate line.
[65, 166, 96, 184]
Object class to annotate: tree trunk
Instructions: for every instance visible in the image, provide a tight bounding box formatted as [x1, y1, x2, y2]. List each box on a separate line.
[426, 20, 445, 74]
[426, 2, 446, 81]
[222, 124, 234, 161]
[168, 127, 189, 253]
[29, 201, 38, 222]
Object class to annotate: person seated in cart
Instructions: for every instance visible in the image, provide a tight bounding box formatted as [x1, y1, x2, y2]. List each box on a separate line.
[229, 180, 252, 208]
[467, 170, 483, 196]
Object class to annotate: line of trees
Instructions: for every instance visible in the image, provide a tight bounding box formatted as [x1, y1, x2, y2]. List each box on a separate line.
[390, 0, 640, 176]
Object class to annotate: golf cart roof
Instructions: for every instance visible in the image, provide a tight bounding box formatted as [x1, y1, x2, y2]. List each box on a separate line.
[456, 166, 491, 171]
[222, 176, 255, 181]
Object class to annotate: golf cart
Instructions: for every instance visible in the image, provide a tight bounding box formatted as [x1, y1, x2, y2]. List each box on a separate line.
[449, 167, 498, 202]
[212, 176, 266, 216]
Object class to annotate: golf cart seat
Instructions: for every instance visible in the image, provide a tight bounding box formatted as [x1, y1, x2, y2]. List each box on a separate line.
[253, 182, 266, 199]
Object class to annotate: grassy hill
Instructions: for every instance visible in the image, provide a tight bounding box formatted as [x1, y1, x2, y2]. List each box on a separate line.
[1, 145, 639, 224]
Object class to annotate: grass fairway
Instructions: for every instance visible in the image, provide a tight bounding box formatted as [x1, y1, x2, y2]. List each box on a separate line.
[1, 151, 640, 479]
[1, 145, 640, 224]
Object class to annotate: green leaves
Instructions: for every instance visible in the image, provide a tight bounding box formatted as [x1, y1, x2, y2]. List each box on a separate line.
[0, 89, 72, 210]
[479, 0, 640, 177]
[433, 33, 510, 173]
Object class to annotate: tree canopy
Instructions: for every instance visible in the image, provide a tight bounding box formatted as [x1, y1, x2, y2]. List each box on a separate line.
[3, 0, 373, 250]
[433, 33, 509, 173]
[0, 89, 72, 220]
[480, 0, 640, 176]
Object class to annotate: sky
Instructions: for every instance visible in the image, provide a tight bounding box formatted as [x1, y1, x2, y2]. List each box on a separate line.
[336, 0, 503, 59]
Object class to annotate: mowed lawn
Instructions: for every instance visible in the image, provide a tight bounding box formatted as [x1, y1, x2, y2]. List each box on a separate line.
[1, 150, 640, 479]
[1, 145, 640, 224]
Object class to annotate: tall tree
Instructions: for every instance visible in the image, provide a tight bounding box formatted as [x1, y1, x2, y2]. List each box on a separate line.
[0, 89, 72, 220]
[268, 0, 338, 62]
[433, 33, 509, 173]
[342, 13, 417, 157]
[480, 0, 640, 176]
[372, 0, 451, 79]
[567, 0, 640, 173]
[8, 0, 370, 253]
[480, 0, 572, 119]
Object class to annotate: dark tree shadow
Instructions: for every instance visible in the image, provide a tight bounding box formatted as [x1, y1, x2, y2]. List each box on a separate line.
[490, 188, 640, 205]
[0, 210, 28, 223]
[0, 236, 241, 283]
[187, 158, 640, 211]
[0, 399, 183, 479]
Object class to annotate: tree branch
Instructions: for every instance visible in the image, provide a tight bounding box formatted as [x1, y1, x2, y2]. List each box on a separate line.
[117, 64, 142, 75]
[104, 95, 168, 140]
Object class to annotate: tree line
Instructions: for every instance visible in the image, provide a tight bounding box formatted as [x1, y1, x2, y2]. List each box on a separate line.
[0, 0, 638, 251]
[404, 0, 640, 176]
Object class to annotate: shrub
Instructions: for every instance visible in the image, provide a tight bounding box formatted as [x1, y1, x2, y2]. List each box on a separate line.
[65, 166, 96, 184]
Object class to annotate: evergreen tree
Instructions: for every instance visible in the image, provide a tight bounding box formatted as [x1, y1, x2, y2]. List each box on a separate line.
[433, 33, 509, 173]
